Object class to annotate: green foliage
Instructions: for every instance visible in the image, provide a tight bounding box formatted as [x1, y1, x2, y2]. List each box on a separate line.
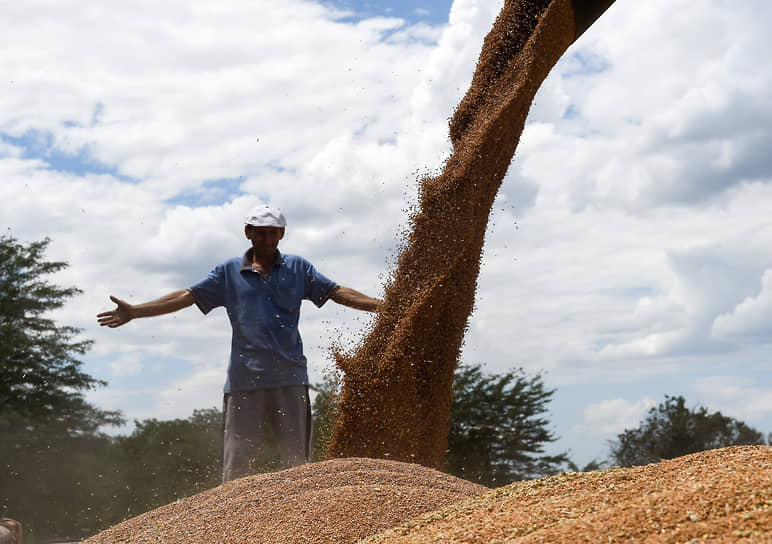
[0, 417, 118, 542]
[0, 235, 123, 542]
[565, 458, 605, 473]
[310, 371, 341, 461]
[609, 395, 767, 467]
[0, 235, 122, 431]
[446, 364, 568, 485]
[111, 408, 223, 517]
[1, 407, 227, 542]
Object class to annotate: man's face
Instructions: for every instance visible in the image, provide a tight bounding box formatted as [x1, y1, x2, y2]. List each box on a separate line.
[245, 226, 284, 258]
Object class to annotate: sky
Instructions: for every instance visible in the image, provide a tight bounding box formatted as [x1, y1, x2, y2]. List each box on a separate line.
[2, 0, 771, 468]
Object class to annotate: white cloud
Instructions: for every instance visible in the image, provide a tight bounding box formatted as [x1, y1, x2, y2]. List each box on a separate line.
[109, 353, 144, 377]
[572, 397, 656, 437]
[154, 368, 224, 421]
[2, 0, 772, 452]
[694, 375, 772, 425]
[519, 0, 772, 212]
[712, 269, 772, 342]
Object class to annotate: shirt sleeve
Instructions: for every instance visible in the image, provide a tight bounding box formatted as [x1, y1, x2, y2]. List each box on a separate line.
[189, 264, 227, 315]
[303, 260, 338, 308]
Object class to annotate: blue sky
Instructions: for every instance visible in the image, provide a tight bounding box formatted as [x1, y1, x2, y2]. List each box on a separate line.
[0, 129, 129, 180]
[325, 0, 455, 24]
[2, 0, 772, 471]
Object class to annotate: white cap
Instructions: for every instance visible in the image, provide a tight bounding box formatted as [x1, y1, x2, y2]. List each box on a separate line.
[245, 204, 287, 228]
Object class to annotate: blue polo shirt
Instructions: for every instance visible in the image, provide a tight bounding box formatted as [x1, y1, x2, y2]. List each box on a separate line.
[189, 249, 338, 392]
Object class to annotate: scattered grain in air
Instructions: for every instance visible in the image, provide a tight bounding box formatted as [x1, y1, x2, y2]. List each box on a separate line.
[82, 1, 772, 543]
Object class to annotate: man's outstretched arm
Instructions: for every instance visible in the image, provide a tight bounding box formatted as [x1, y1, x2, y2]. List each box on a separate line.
[330, 286, 382, 313]
[97, 290, 196, 328]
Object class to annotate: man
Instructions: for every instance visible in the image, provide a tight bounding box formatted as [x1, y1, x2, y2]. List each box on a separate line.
[97, 204, 381, 481]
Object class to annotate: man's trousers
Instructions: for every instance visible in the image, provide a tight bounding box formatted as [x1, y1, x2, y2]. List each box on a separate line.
[222, 385, 312, 482]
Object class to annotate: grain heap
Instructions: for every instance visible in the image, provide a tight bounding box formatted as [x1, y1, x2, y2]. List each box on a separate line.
[86, 446, 770, 542]
[360, 446, 772, 543]
[83, 458, 486, 544]
[329, 0, 615, 467]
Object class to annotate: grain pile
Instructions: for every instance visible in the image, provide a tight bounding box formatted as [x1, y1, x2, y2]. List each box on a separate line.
[362, 446, 772, 543]
[330, 0, 614, 468]
[85, 446, 769, 543]
[82, 457, 486, 544]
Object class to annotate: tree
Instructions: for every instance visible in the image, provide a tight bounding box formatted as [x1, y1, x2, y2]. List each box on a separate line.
[0, 234, 121, 432]
[312, 364, 568, 485]
[0, 234, 123, 542]
[566, 458, 605, 473]
[446, 364, 568, 485]
[310, 371, 341, 461]
[111, 408, 223, 518]
[609, 395, 767, 467]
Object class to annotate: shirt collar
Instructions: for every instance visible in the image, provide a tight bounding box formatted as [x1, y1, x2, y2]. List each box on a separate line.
[240, 248, 284, 272]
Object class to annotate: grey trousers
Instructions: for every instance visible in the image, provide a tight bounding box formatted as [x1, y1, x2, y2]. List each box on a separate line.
[222, 385, 312, 482]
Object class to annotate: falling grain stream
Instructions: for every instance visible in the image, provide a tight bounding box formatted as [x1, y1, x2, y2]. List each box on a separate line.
[329, 0, 616, 468]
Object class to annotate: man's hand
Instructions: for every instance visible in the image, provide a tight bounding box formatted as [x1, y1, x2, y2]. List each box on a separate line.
[97, 295, 134, 328]
[97, 290, 196, 328]
[330, 286, 383, 312]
